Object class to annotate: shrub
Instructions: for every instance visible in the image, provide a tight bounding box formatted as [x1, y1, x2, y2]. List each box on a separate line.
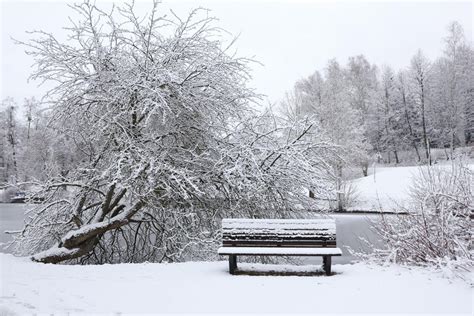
[373, 157, 473, 274]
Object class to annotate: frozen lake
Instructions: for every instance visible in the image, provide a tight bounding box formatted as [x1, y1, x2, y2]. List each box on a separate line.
[0, 203, 26, 252]
[0, 203, 384, 264]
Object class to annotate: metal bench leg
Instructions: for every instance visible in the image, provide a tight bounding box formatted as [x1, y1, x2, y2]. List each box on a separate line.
[323, 256, 331, 276]
[229, 255, 237, 275]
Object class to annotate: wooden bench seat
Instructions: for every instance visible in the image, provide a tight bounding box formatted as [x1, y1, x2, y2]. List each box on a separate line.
[217, 218, 342, 275]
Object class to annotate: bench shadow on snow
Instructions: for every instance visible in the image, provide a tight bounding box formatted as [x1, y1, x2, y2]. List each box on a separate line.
[223, 263, 341, 276]
[232, 269, 340, 276]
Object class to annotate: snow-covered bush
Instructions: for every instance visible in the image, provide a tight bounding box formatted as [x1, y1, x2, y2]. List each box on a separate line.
[374, 157, 473, 273]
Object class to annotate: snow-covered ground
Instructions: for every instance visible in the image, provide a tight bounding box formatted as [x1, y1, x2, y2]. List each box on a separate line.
[0, 253, 471, 314]
[348, 163, 474, 212]
[348, 165, 419, 211]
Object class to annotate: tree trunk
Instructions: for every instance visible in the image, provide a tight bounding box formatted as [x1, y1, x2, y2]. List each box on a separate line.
[394, 150, 399, 164]
[420, 84, 430, 163]
[413, 145, 421, 162]
[402, 95, 421, 162]
[336, 164, 343, 212]
[450, 130, 455, 160]
[6, 107, 18, 182]
[425, 139, 432, 165]
[32, 192, 143, 264]
[337, 192, 343, 212]
[361, 163, 368, 177]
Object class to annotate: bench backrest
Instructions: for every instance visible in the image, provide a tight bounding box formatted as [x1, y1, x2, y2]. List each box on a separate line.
[221, 218, 337, 248]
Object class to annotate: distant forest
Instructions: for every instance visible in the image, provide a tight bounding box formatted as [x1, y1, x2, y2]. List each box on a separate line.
[281, 21, 473, 172]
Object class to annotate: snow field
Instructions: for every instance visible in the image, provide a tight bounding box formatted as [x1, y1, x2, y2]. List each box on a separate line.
[0, 254, 471, 314]
[349, 163, 474, 211]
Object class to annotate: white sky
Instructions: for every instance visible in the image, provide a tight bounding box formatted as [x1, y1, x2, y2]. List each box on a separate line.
[1, 0, 473, 106]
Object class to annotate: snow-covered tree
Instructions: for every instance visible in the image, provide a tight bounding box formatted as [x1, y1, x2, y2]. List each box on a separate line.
[409, 50, 432, 163]
[1, 98, 19, 183]
[282, 59, 366, 210]
[11, 1, 341, 264]
[430, 22, 473, 155]
[346, 55, 377, 174]
[346, 55, 378, 119]
[377, 66, 405, 163]
[394, 70, 422, 161]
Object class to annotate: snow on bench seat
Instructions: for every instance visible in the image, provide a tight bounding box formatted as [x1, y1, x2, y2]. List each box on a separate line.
[222, 218, 336, 233]
[218, 246, 342, 256]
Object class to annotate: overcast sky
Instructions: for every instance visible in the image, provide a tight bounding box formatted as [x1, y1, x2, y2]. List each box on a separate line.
[1, 0, 472, 106]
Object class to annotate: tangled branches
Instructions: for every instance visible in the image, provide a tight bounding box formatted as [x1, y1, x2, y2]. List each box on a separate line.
[374, 158, 473, 273]
[10, 0, 342, 264]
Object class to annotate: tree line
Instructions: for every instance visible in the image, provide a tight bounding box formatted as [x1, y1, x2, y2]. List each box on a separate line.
[282, 21, 473, 173]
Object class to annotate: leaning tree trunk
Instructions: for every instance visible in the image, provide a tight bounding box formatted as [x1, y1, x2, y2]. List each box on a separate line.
[31, 185, 144, 264]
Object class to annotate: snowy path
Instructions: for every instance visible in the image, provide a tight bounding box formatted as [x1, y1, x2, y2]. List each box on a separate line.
[0, 254, 471, 314]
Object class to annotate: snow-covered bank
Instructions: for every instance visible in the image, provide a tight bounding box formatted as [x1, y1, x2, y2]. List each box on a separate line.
[0, 254, 471, 314]
[349, 163, 474, 211]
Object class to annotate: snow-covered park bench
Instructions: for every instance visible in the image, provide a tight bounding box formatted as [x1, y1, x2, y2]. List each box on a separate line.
[218, 218, 342, 275]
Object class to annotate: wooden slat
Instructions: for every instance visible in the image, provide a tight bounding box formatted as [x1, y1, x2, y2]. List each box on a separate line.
[223, 243, 335, 247]
[222, 236, 335, 241]
[218, 246, 343, 256]
[222, 231, 334, 237]
[222, 233, 336, 238]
